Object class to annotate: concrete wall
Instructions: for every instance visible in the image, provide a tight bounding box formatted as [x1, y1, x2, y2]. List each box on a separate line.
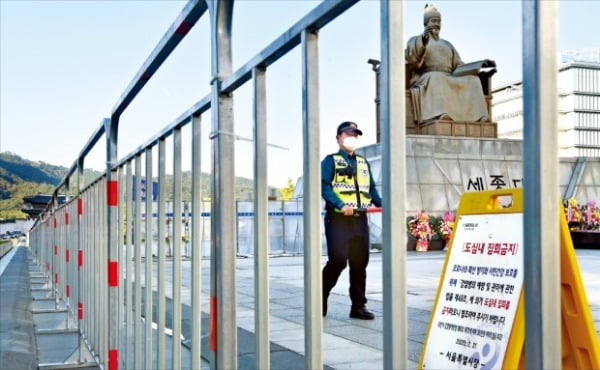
[135, 137, 600, 254]
[358, 135, 600, 217]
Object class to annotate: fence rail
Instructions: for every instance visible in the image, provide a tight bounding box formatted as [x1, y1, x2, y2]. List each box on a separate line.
[27, 0, 559, 369]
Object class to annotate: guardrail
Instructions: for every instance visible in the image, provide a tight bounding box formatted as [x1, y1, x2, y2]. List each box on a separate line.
[0, 240, 14, 259]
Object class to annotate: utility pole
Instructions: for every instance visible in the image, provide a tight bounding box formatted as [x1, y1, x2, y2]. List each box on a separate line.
[368, 59, 381, 143]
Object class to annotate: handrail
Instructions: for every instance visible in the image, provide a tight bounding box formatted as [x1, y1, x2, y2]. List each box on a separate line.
[110, 0, 208, 121]
[48, 0, 359, 190]
[39, 0, 208, 224]
[113, 95, 211, 169]
[26, 1, 410, 369]
[116, 0, 359, 170]
[221, 0, 359, 94]
[56, 120, 107, 193]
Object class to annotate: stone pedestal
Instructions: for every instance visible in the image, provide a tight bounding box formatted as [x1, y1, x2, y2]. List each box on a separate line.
[405, 91, 498, 138]
[418, 120, 497, 138]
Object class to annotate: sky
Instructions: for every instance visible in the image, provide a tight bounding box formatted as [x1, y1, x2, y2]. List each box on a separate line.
[1, 0, 599, 188]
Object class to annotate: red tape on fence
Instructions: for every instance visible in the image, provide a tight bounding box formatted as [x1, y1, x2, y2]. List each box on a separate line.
[78, 250, 83, 268]
[108, 349, 118, 370]
[108, 260, 118, 287]
[107, 180, 118, 206]
[65, 249, 70, 263]
[66, 285, 70, 298]
[78, 198, 83, 215]
[78, 302, 84, 320]
[175, 21, 193, 36]
[209, 296, 217, 351]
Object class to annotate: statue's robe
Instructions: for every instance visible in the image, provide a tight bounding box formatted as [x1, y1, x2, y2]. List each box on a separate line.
[406, 35, 489, 123]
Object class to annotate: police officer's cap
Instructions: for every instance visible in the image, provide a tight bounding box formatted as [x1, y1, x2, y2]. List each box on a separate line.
[336, 121, 363, 136]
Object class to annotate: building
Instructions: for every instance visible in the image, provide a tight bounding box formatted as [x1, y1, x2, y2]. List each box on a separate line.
[22, 194, 67, 219]
[492, 48, 600, 157]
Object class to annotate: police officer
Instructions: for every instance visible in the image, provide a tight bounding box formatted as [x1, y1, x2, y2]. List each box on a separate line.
[321, 121, 382, 320]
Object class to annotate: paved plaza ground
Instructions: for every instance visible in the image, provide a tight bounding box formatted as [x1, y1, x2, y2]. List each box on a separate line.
[2, 246, 598, 369]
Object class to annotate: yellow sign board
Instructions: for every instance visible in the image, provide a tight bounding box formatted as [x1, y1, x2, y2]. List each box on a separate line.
[418, 189, 600, 369]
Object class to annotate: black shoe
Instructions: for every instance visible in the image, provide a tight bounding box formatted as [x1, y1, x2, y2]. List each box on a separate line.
[323, 297, 328, 317]
[349, 306, 375, 320]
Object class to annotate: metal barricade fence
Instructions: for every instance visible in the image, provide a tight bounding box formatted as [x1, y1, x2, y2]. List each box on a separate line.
[26, 0, 560, 369]
[130, 200, 331, 257]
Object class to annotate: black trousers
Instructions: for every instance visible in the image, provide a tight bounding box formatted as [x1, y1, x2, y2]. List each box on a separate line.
[322, 211, 370, 309]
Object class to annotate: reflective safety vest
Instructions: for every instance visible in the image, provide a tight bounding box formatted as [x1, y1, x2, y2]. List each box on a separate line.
[331, 154, 373, 212]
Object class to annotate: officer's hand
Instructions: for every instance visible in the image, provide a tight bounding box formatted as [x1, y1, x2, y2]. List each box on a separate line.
[341, 205, 354, 216]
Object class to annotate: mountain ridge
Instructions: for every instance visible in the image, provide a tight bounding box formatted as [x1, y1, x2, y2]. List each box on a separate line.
[0, 151, 286, 220]
[0, 151, 65, 186]
[0, 152, 77, 220]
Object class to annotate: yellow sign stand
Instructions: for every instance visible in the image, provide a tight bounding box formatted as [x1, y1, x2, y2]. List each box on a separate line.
[419, 188, 600, 369]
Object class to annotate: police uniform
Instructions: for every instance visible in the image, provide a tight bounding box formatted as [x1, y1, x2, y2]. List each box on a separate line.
[321, 125, 382, 319]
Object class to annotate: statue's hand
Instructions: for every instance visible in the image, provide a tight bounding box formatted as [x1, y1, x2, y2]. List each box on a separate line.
[422, 26, 433, 45]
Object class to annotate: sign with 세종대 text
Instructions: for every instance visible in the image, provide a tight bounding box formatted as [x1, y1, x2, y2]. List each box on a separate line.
[421, 213, 523, 369]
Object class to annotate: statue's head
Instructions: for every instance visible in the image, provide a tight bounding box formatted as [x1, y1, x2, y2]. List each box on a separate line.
[423, 4, 441, 26]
